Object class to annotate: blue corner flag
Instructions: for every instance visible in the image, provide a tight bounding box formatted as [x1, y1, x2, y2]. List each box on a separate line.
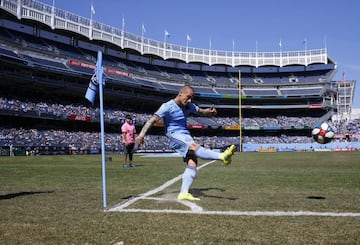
[84, 51, 107, 209]
[85, 73, 98, 105]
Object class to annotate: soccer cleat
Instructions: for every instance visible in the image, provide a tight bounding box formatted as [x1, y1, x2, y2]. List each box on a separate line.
[221, 144, 236, 165]
[177, 192, 200, 201]
[122, 164, 128, 168]
[129, 163, 135, 168]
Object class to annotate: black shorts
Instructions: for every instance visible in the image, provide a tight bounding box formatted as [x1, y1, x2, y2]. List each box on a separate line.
[124, 143, 135, 154]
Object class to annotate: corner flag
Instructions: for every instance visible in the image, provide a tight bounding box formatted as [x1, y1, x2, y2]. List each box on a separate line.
[84, 51, 107, 209]
[85, 73, 98, 105]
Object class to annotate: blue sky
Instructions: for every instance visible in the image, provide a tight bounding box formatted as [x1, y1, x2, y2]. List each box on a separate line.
[42, 0, 360, 108]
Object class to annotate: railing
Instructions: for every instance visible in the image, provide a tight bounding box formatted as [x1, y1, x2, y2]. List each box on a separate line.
[0, 0, 328, 67]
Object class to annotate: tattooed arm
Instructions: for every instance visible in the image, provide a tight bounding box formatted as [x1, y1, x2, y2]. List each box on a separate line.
[135, 114, 160, 145]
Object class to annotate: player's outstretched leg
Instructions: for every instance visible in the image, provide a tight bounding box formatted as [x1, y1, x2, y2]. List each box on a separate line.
[221, 145, 236, 165]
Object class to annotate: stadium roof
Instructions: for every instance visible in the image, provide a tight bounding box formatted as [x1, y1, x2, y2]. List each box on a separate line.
[0, 0, 334, 68]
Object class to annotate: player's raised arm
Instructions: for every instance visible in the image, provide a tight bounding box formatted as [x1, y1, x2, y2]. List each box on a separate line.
[135, 114, 160, 145]
[198, 104, 217, 116]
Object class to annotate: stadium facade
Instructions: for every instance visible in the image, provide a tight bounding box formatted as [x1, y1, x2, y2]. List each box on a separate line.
[0, 0, 358, 155]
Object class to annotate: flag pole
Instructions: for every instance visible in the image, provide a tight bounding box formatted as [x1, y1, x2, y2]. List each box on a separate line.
[89, 3, 95, 40]
[163, 30, 169, 58]
[121, 15, 125, 49]
[96, 50, 107, 209]
[141, 23, 146, 54]
[279, 39, 282, 67]
[238, 70, 242, 152]
[186, 34, 191, 63]
[51, 0, 55, 29]
[84, 51, 107, 209]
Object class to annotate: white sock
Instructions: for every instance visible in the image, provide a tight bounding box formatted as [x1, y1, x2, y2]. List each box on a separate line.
[180, 166, 196, 193]
[195, 146, 221, 160]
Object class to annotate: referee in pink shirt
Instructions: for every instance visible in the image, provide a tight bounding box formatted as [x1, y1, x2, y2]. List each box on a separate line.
[121, 114, 136, 168]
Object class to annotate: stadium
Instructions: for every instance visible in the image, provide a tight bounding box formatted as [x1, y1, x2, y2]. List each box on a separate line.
[0, 0, 359, 156]
[0, 1, 359, 244]
[0, 0, 359, 155]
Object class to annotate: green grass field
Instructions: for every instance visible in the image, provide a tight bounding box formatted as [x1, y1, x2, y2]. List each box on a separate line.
[1, 152, 360, 244]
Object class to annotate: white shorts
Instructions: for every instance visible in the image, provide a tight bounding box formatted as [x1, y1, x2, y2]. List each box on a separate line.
[166, 131, 194, 158]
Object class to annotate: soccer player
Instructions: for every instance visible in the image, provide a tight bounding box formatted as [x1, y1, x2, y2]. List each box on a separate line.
[135, 85, 236, 201]
[121, 114, 136, 168]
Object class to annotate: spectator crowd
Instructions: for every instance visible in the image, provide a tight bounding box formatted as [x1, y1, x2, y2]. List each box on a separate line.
[0, 97, 359, 153]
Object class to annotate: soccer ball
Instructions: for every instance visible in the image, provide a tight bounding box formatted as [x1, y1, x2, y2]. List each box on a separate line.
[312, 122, 335, 144]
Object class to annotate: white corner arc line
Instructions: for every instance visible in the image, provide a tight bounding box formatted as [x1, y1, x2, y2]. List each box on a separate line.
[144, 197, 203, 212]
[109, 208, 360, 217]
[107, 160, 216, 212]
[107, 160, 360, 217]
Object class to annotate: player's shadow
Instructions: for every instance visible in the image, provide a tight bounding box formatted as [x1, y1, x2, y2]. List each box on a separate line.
[0, 191, 54, 200]
[306, 196, 326, 200]
[191, 187, 237, 201]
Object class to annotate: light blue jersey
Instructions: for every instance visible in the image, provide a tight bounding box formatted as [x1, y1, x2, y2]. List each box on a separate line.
[155, 99, 199, 157]
[155, 99, 198, 134]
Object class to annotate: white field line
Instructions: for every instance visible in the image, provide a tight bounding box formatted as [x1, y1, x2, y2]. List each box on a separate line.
[144, 197, 203, 212]
[109, 208, 360, 217]
[107, 160, 216, 212]
[107, 160, 360, 217]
